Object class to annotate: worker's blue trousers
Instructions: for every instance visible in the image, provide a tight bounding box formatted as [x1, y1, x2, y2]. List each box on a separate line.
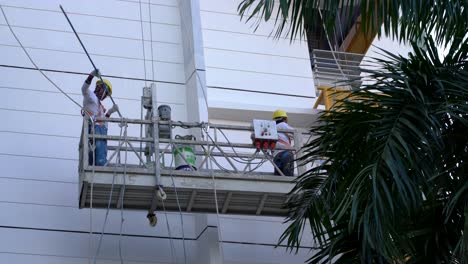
[88, 124, 108, 166]
[273, 151, 294, 176]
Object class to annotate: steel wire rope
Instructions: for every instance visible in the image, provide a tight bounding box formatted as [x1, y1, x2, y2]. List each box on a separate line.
[93, 121, 127, 264]
[138, 0, 149, 87]
[167, 131, 188, 264]
[89, 121, 96, 264]
[138, 0, 148, 166]
[118, 121, 129, 264]
[203, 125, 226, 261]
[0, 5, 82, 109]
[161, 156, 177, 264]
[147, 0, 156, 82]
[144, 2, 187, 262]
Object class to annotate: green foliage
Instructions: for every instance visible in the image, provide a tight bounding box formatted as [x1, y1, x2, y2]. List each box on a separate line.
[279, 37, 468, 263]
[237, 0, 468, 46]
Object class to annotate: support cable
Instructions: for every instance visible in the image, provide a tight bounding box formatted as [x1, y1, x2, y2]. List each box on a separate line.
[203, 125, 225, 261]
[89, 121, 96, 264]
[138, 0, 148, 87]
[0, 5, 82, 109]
[118, 121, 129, 264]
[147, 0, 156, 82]
[93, 121, 127, 264]
[168, 131, 188, 264]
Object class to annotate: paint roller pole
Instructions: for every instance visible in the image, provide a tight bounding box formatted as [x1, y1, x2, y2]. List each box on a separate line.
[59, 5, 122, 118]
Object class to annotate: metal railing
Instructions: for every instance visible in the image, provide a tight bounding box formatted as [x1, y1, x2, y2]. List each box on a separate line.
[312, 49, 364, 89]
[79, 117, 311, 178]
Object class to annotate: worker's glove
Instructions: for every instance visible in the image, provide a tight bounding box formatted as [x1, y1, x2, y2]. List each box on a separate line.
[90, 69, 101, 78]
[107, 104, 119, 115]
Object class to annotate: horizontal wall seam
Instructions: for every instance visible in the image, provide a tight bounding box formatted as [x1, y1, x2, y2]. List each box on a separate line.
[0, 64, 186, 85]
[0, 24, 182, 46]
[206, 66, 313, 79]
[0, 251, 171, 264]
[0, 152, 79, 161]
[202, 27, 308, 42]
[204, 46, 310, 61]
[0, 43, 184, 65]
[207, 86, 315, 99]
[0, 225, 315, 249]
[0, 86, 185, 105]
[0, 176, 77, 184]
[0, 130, 79, 139]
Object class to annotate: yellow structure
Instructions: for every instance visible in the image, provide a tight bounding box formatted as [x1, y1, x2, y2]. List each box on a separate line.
[313, 86, 352, 110]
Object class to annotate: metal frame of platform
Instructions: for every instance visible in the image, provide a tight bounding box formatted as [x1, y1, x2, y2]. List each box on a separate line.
[78, 116, 310, 217]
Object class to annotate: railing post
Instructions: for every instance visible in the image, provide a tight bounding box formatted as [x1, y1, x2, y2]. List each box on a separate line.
[294, 129, 306, 176]
[83, 117, 89, 170]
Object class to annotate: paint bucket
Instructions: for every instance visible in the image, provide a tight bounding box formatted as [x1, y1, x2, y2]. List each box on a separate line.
[173, 135, 197, 171]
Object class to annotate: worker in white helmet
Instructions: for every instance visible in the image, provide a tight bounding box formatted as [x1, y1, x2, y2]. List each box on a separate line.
[272, 109, 294, 176]
[82, 69, 119, 166]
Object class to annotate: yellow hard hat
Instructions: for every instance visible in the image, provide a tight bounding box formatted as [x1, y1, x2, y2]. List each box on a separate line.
[96, 79, 112, 96]
[272, 109, 288, 120]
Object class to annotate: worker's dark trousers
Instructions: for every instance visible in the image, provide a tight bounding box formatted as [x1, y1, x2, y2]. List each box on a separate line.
[88, 124, 108, 166]
[273, 151, 294, 176]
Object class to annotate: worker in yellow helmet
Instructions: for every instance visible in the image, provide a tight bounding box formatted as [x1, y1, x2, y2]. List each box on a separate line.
[272, 109, 294, 176]
[82, 69, 119, 166]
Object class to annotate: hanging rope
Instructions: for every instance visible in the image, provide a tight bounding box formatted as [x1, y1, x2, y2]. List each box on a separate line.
[168, 132, 188, 264]
[0, 5, 82, 109]
[138, 0, 148, 87]
[147, 0, 156, 82]
[118, 121, 128, 264]
[93, 120, 127, 264]
[203, 125, 226, 261]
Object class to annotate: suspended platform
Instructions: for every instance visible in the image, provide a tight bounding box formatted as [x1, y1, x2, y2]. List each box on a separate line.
[78, 117, 310, 217]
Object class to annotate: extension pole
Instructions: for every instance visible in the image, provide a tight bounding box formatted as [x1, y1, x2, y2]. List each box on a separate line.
[59, 5, 122, 118]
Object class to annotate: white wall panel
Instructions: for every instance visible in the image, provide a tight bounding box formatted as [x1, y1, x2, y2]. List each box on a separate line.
[0, 46, 185, 83]
[0, 203, 198, 238]
[0, 67, 186, 102]
[0, 253, 171, 264]
[223, 243, 310, 264]
[0, 154, 78, 182]
[203, 30, 310, 59]
[0, 7, 181, 44]
[199, 0, 315, 118]
[208, 88, 314, 110]
[0, 25, 184, 64]
[0, 0, 180, 26]
[206, 67, 314, 96]
[0, 178, 77, 206]
[200, 10, 305, 41]
[204, 48, 312, 78]
[0, 228, 194, 263]
[0, 87, 186, 122]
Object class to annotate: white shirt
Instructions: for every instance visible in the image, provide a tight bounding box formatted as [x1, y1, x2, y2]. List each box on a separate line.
[82, 82, 106, 125]
[275, 121, 294, 156]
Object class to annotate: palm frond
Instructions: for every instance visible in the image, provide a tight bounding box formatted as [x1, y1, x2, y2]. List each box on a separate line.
[280, 35, 468, 262]
[237, 0, 468, 46]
